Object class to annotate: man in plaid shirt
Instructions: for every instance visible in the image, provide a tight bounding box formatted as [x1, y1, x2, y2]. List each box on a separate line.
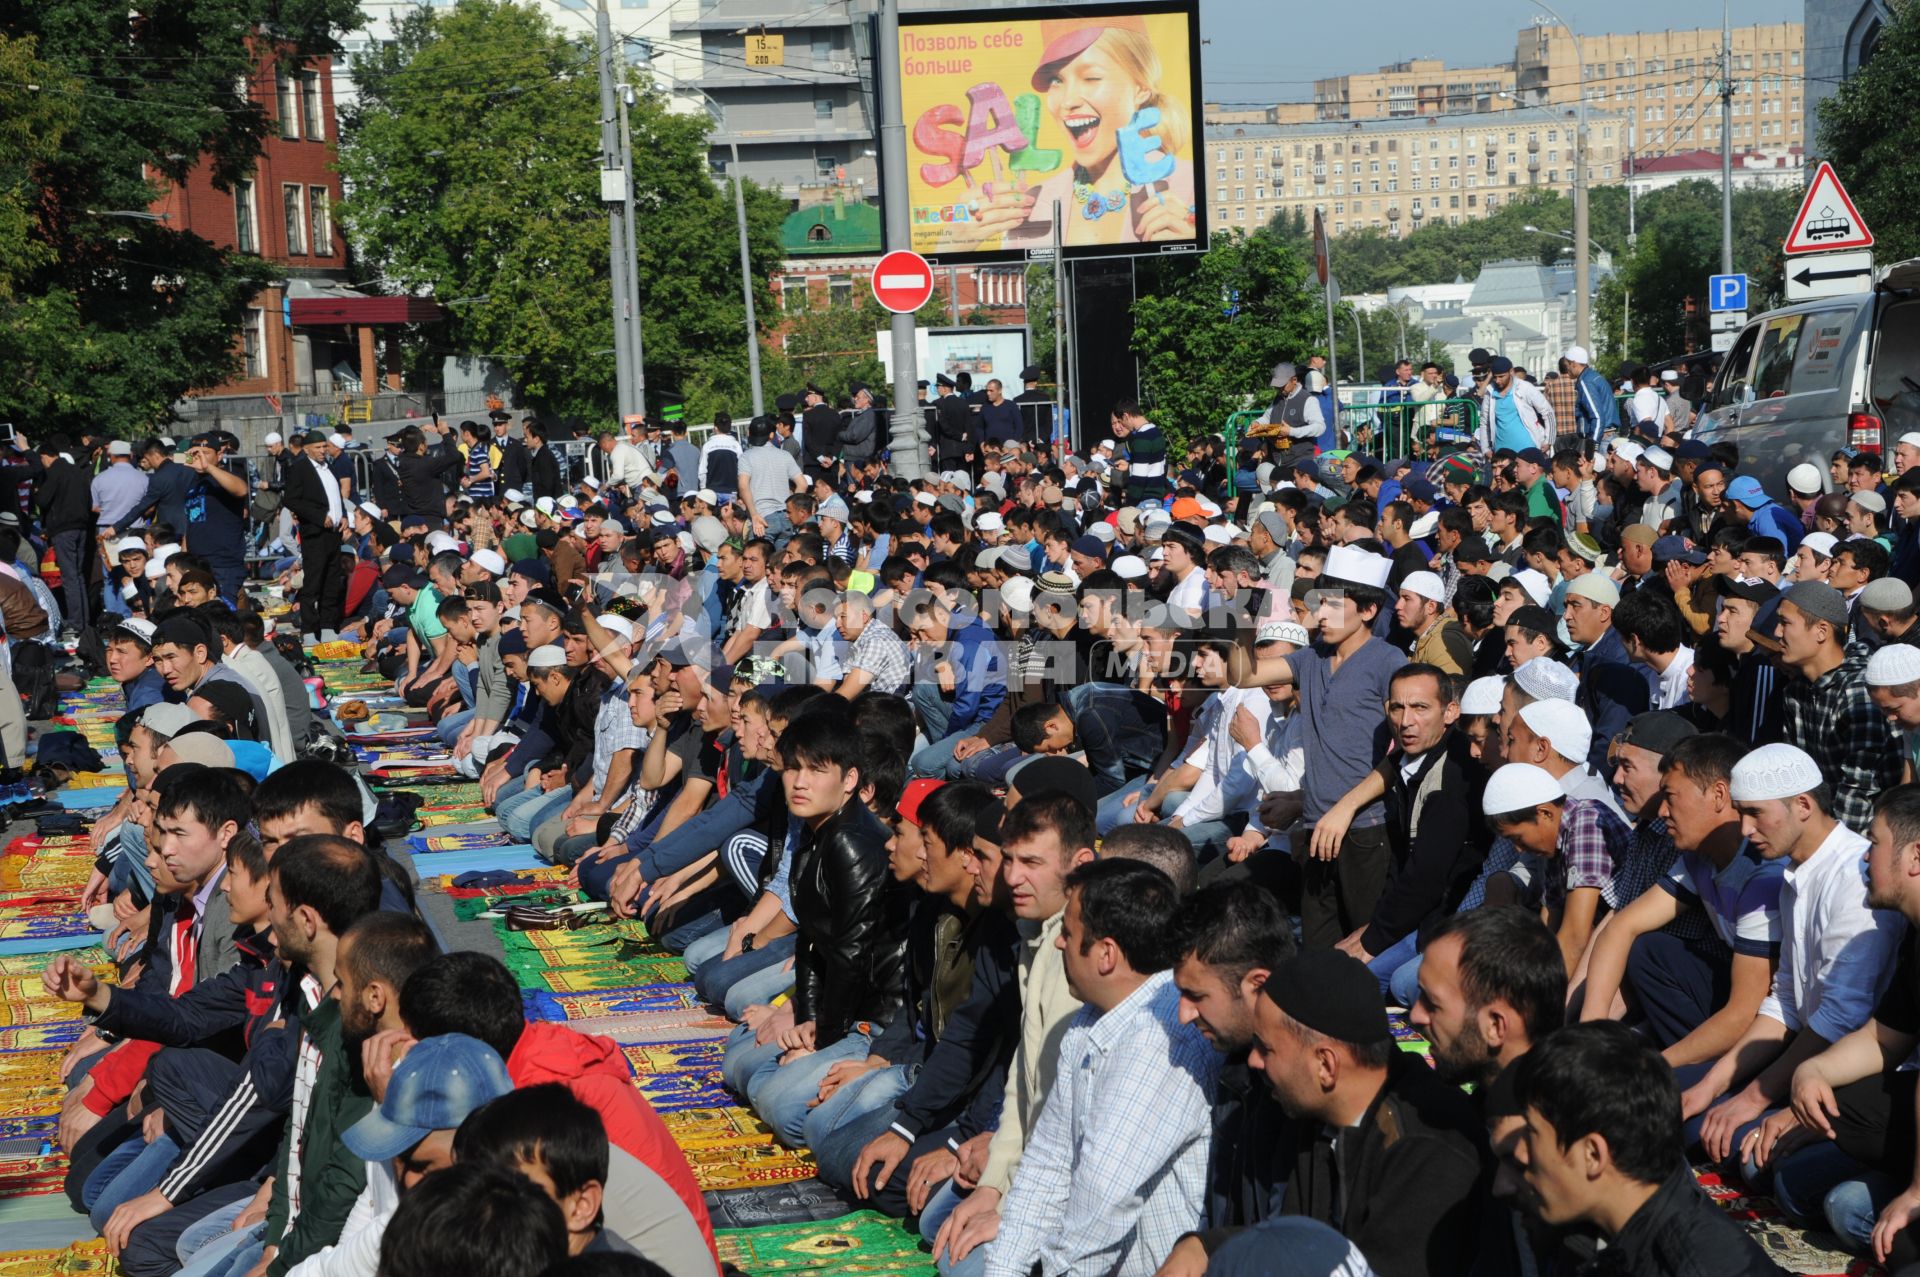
[1483, 762, 1635, 977]
[1776, 581, 1901, 832]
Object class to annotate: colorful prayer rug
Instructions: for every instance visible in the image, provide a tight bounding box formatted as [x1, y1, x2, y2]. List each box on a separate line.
[715, 1211, 934, 1275]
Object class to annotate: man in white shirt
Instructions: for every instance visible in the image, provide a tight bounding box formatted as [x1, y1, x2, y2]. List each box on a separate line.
[1683, 744, 1905, 1172]
[1159, 525, 1210, 626]
[985, 859, 1217, 1277]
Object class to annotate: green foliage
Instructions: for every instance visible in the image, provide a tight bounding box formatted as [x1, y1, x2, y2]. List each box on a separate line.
[1818, 2, 1920, 266]
[1592, 181, 1801, 363]
[771, 289, 952, 406]
[0, 0, 356, 434]
[337, 0, 787, 425]
[1325, 190, 1575, 293]
[1130, 228, 1323, 456]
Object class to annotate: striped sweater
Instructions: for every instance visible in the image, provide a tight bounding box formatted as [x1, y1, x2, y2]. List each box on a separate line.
[1122, 422, 1168, 503]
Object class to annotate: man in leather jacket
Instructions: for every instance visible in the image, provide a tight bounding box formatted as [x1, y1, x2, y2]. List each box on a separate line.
[725, 711, 911, 1146]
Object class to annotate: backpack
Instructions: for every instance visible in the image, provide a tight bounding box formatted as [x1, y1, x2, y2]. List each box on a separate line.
[10, 643, 58, 721]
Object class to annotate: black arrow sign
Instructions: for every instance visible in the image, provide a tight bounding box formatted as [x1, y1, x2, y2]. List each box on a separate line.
[1792, 263, 1871, 286]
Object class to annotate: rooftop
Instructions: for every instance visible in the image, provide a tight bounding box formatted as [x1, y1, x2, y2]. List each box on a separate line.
[1203, 104, 1624, 142]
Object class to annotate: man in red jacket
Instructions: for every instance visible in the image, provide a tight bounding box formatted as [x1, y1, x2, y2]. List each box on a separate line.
[392, 951, 717, 1268]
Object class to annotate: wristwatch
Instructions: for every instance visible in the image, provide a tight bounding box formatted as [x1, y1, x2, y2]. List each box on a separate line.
[741, 933, 756, 953]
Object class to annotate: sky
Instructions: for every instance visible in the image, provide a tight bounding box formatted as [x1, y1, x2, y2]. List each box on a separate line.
[1197, 0, 1806, 106]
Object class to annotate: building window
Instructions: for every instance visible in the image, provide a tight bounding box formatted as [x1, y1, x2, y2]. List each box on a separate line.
[282, 184, 306, 255]
[276, 74, 299, 139]
[309, 186, 332, 256]
[233, 179, 257, 253]
[811, 31, 831, 64]
[828, 274, 852, 308]
[782, 275, 808, 313]
[242, 308, 266, 379]
[300, 71, 324, 140]
[814, 98, 833, 120]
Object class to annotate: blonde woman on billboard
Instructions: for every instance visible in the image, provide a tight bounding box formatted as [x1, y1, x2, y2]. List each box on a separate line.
[941, 19, 1196, 251]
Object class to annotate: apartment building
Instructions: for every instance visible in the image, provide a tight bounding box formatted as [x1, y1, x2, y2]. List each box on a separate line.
[1203, 105, 1625, 237]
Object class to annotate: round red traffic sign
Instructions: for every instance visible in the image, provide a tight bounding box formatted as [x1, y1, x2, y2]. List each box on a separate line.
[871, 250, 935, 314]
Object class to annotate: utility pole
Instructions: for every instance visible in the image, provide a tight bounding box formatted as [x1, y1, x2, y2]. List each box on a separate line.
[1531, 4, 1589, 351]
[877, 0, 924, 478]
[596, 0, 641, 423]
[1719, 0, 1735, 274]
[617, 84, 646, 407]
[728, 133, 764, 417]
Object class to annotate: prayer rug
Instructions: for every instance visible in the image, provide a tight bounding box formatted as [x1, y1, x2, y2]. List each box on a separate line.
[406, 831, 519, 853]
[715, 1211, 934, 1276]
[704, 1179, 855, 1230]
[523, 984, 708, 1023]
[0, 1239, 111, 1275]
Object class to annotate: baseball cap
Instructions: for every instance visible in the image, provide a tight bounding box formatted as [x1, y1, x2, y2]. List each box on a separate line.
[1725, 476, 1772, 509]
[896, 778, 945, 828]
[342, 1034, 514, 1162]
[1617, 711, 1699, 760]
[1782, 580, 1850, 630]
[139, 702, 200, 741]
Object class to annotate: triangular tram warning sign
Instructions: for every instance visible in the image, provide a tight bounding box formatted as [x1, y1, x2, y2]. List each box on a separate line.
[1784, 161, 1874, 255]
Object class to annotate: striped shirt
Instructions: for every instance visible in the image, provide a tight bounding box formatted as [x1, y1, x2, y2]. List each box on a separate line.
[464, 441, 494, 499]
[1122, 423, 1168, 503]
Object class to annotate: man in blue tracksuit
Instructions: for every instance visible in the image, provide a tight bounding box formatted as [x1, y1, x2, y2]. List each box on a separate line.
[1564, 345, 1619, 443]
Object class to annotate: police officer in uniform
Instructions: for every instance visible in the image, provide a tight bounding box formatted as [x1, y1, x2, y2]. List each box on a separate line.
[799, 382, 841, 485]
[932, 373, 975, 477]
[1014, 363, 1053, 450]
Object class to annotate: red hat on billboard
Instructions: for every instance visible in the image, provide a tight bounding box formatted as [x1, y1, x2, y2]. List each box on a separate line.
[1030, 16, 1148, 92]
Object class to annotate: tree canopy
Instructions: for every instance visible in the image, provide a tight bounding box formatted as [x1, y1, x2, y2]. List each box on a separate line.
[0, 0, 358, 434]
[337, 0, 789, 425]
[1818, 2, 1920, 267]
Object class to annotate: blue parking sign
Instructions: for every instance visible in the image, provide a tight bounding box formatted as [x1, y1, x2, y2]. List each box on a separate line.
[1709, 273, 1748, 312]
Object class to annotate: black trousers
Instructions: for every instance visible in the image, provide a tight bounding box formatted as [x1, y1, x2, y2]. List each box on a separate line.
[297, 527, 344, 637]
[1290, 823, 1391, 950]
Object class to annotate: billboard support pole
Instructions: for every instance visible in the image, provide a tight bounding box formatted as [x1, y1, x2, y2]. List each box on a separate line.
[877, 0, 924, 479]
[1052, 200, 1067, 450]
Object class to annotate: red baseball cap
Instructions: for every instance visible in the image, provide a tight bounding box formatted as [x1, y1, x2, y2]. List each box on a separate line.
[897, 778, 946, 827]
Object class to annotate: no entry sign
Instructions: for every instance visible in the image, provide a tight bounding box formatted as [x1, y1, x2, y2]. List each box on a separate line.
[871, 250, 935, 314]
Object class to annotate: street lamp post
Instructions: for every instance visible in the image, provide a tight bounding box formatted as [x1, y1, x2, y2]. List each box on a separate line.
[1339, 302, 1365, 390]
[1527, 4, 1590, 352]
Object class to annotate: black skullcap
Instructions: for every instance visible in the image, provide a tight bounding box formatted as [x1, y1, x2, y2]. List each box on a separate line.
[1261, 949, 1392, 1046]
[1506, 604, 1560, 639]
[1161, 523, 1206, 558]
[1007, 756, 1097, 818]
[188, 682, 255, 738]
[152, 615, 212, 654]
[975, 802, 1005, 844]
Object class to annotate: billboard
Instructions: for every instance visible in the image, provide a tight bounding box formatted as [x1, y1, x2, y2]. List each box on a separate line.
[896, 1, 1205, 265]
[875, 325, 1030, 389]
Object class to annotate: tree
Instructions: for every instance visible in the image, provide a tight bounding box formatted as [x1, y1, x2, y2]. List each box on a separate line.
[1819, 1, 1920, 266]
[1130, 228, 1323, 456]
[337, 0, 787, 425]
[0, 1, 357, 434]
[774, 289, 952, 407]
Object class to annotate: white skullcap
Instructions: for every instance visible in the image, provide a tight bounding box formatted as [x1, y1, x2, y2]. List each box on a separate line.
[527, 645, 568, 670]
[1460, 675, 1507, 716]
[113, 537, 147, 558]
[1729, 743, 1825, 802]
[1087, 522, 1115, 543]
[1111, 554, 1148, 580]
[327, 433, 346, 448]
[1484, 762, 1565, 816]
[1613, 440, 1644, 466]
[1564, 345, 1591, 365]
[999, 577, 1035, 612]
[358, 501, 384, 520]
[1641, 446, 1673, 472]
[1787, 463, 1825, 495]
[520, 510, 539, 529]
[594, 614, 635, 643]
[1867, 643, 1920, 689]
[263, 432, 283, 445]
[503, 488, 526, 505]
[1409, 511, 1440, 539]
[915, 492, 938, 507]
[470, 549, 506, 577]
[1325, 544, 1393, 590]
[1399, 570, 1446, 605]
[975, 511, 1004, 532]
[1203, 525, 1232, 545]
[1508, 568, 1551, 606]
[536, 497, 556, 516]
[1801, 532, 1839, 559]
[1257, 620, 1310, 647]
[1518, 698, 1593, 763]
[1565, 573, 1622, 608]
[1513, 656, 1579, 703]
[427, 531, 460, 555]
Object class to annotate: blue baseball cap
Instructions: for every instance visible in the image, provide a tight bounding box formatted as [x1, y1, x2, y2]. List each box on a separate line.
[1652, 535, 1706, 566]
[342, 1034, 514, 1162]
[1725, 475, 1772, 509]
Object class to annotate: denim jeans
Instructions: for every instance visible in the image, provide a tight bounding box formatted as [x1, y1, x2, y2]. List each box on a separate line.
[1095, 777, 1150, 837]
[1063, 682, 1164, 797]
[85, 1132, 181, 1227]
[1824, 1171, 1900, 1254]
[1389, 952, 1423, 1009]
[802, 1062, 915, 1160]
[809, 1093, 913, 1198]
[919, 1179, 965, 1249]
[452, 660, 477, 709]
[176, 1219, 265, 1277]
[177, 1198, 249, 1266]
[435, 708, 475, 749]
[501, 785, 571, 843]
[689, 934, 795, 1019]
[724, 1024, 876, 1147]
[1366, 932, 1420, 999]
[1770, 1139, 1869, 1230]
[109, 820, 156, 900]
